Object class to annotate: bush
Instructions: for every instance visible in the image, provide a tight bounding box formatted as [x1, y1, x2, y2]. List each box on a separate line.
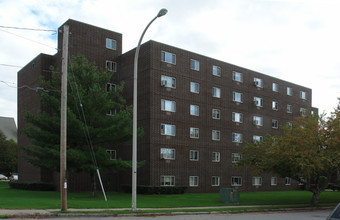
[9, 181, 55, 191]
[121, 185, 187, 194]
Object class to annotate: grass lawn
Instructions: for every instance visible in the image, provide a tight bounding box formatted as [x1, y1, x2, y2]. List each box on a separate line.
[0, 182, 339, 209]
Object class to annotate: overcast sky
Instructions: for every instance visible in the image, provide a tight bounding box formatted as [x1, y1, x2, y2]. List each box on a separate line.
[1, 0, 339, 124]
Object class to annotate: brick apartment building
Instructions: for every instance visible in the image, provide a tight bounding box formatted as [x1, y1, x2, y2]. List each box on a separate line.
[18, 19, 317, 193]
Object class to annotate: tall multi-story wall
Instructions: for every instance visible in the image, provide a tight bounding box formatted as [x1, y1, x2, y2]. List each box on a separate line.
[18, 19, 317, 192]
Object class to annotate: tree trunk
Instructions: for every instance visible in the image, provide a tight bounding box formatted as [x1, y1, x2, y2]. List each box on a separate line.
[91, 172, 97, 197]
[311, 190, 320, 206]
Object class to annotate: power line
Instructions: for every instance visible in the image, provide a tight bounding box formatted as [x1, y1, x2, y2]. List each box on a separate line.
[0, 64, 22, 68]
[0, 25, 57, 33]
[0, 80, 58, 92]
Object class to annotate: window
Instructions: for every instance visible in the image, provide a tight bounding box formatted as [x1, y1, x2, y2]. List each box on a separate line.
[272, 120, 279, 129]
[161, 51, 176, 64]
[212, 65, 221, 77]
[189, 176, 199, 187]
[232, 132, 243, 143]
[253, 135, 263, 143]
[106, 38, 116, 50]
[232, 112, 243, 123]
[189, 150, 199, 161]
[253, 97, 263, 107]
[190, 82, 199, 93]
[300, 91, 306, 100]
[232, 71, 243, 82]
[287, 87, 293, 96]
[212, 130, 220, 141]
[231, 153, 242, 163]
[300, 108, 307, 116]
[272, 83, 279, 92]
[287, 122, 293, 129]
[161, 75, 176, 88]
[190, 59, 199, 71]
[190, 127, 199, 139]
[161, 99, 176, 112]
[285, 177, 291, 185]
[253, 116, 263, 126]
[252, 176, 262, 186]
[161, 124, 175, 136]
[160, 148, 175, 160]
[212, 152, 220, 162]
[254, 77, 263, 88]
[190, 105, 199, 116]
[212, 109, 220, 119]
[231, 176, 242, 186]
[213, 87, 221, 98]
[211, 176, 220, 186]
[107, 109, 117, 116]
[271, 177, 277, 186]
[272, 101, 278, 110]
[106, 83, 117, 115]
[106, 60, 117, 72]
[287, 104, 293, 113]
[161, 175, 175, 186]
[106, 149, 116, 160]
[233, 91, 243, 103]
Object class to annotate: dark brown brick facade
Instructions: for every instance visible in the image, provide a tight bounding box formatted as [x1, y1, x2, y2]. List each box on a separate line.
[18, 19, 317, 193]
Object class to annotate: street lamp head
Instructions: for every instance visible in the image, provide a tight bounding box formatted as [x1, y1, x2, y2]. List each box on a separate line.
[157, 8, 168, 17]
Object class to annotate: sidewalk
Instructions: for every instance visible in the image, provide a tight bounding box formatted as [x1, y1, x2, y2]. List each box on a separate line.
[0, 205, 334, 218]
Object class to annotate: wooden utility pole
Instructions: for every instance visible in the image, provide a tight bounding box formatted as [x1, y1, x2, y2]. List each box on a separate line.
[60, 24, 69, 212]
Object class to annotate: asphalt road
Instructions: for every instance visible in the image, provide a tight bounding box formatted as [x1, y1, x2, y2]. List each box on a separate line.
[7, 209, 331, 220]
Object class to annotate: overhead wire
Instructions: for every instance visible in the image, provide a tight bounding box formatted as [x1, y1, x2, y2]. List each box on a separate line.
[0, 25, 57, 33]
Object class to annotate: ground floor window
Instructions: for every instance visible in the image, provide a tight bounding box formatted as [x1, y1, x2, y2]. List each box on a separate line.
[161, 175, 175, 186]
[211, 176, 220, 186]
[231, 176, 242, 186]
[252, 176, 262, 186]
[271, 177, 277, 186]
[189, 176, 199, 187]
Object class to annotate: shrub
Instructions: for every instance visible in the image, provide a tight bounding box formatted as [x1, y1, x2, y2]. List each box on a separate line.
[9, 181, 55, 191]
[121, 185, 187, 194]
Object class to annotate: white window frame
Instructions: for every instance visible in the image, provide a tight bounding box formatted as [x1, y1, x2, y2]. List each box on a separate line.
[300, 91, 307, 100]
[160, 175, 175, 186]
[272, 101, 278, 110]
[160, 148, 175, 160]
[231, 176, 242, 186]
[271, 177, 278, 186]
[161, 75, 176, 88]
[106, 149, 117, 160]
[190, 59, 199, 71]
[161, 99, 176, 112]
[231, 153, 242, 163]
[233, 91, 243, 103]
[253, 97, 263, 107]
[189, 150, 199, 161]
[253, 116, 263, 126]
[272, 83, 279, 92]
[190, 82, 199, 93]
[211, 176, 220, 186]
[212, 109, 220, 120]
[252, 176, 262, 186]
[212, 152, 220, 162]
[190, 127, 199, 139]
[287, 104, 293, 113]
[106, 83, 117, 116]
[287, 87, 293, 96]
[212, 65, 221, 77]
[212, 87, 221, 98]
[212, 130, 220, 141]
[285, 177, 291, 185]
[232, 71, 243, 82]
[190, 104, 199, 116]
[254, 77, 263, 88]
[272, 120, 279, 129]
[189, 176, 199, 187]
[106, 38, 116, 50]
[161, 124, 176, 136]
[161, 51, 176, 64]
[253, 135, 263, 143]
[106, 60, 117, 72]
[232, 132, 243, 143]
[300, 108, 307, 116]
[232, 112, 243, 123]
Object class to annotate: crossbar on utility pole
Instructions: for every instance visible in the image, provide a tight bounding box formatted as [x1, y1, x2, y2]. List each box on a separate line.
[60, 24, 69, 212]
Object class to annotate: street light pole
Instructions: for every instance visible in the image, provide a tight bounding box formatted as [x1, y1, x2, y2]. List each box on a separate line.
[132, 8, 168, 211]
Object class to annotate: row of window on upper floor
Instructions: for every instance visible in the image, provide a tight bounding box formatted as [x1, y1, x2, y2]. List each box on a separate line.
[161, 51, 308, 99]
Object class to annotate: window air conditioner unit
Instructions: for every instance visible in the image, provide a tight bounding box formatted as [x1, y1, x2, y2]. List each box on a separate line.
[161, 80, 167, 86]
[254, 100, 259, 106]
[160, 153, 166, 159]
[253, 120, 259, 125]
[254, 81, 259, 86]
